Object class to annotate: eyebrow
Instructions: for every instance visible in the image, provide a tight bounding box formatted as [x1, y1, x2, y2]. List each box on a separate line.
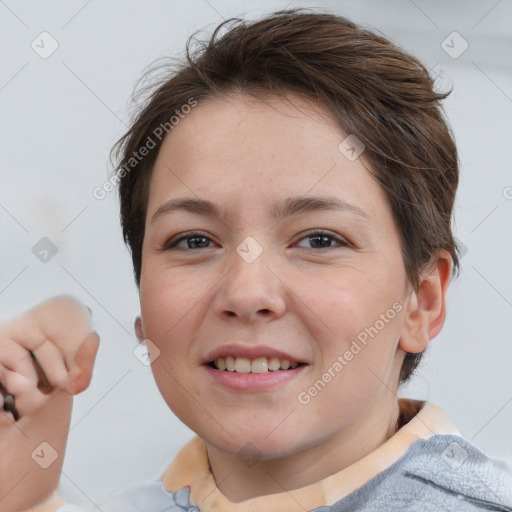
[150, 195, 371, 224]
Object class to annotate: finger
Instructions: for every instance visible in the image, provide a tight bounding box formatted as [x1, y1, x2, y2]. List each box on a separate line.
[62, 332, 100, 395]
[0, 366, 47, 418]
[36, 296, 94, 347]
[2, 315, 48, 353]
[4, 296, 93, 355]
[0, 338, 59, 395]
[0, 339, 39, 389]
[30, 339, 70, 393]
[2, 312, 96, 394]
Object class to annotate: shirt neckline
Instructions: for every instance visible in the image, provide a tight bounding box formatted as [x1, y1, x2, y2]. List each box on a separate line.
[161, 398, 461, 512]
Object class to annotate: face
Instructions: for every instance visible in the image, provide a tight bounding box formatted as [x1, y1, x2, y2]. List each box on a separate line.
[137, 92, 414, 459]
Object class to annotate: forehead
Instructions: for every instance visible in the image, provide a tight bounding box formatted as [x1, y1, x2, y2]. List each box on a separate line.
[147, 92, 390, 224]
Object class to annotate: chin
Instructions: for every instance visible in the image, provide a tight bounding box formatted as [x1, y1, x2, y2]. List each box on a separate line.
[199, 426, 309, 461]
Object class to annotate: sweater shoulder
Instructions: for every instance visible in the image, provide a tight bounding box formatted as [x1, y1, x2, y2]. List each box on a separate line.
[323, 434, 512, 512]
[55, 482, 197, 512]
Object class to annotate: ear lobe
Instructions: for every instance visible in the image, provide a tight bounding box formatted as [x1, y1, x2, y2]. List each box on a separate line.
[399, 250, 453, 354]
[399, 289, 427, 354]
[134, 316, 145, 343]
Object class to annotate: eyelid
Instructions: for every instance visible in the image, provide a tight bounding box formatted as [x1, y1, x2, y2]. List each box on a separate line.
[161, 230, 216, 250]
[162, 229, 351, 251]
[295, 229, 351, 248]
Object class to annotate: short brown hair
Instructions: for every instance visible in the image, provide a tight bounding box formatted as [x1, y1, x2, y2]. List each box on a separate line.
[112, 8, 460, 384]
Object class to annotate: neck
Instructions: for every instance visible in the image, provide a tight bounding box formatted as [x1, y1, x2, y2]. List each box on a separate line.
[206, 397, 401, 503]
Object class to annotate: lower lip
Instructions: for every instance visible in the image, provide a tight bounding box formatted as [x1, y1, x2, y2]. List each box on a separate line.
[203, 364, 307, 391]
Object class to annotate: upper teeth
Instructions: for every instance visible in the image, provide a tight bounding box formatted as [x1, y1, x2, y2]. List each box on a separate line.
[213, 356, 299, 373]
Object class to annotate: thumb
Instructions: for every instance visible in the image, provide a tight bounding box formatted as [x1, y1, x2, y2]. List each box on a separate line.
[64, 332, 100, 395]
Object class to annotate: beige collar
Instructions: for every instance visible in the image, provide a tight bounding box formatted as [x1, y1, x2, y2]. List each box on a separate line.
[162, 399, 461, 512]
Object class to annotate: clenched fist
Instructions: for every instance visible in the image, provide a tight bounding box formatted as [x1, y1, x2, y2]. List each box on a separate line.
[0, 295, 100, 512]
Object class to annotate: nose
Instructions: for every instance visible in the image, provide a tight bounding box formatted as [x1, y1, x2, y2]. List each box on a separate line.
[212, 248, 287, 323]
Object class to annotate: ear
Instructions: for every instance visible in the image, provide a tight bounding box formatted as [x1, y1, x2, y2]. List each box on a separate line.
[399, 250, 453, 354]
[134, 316, 145, 343]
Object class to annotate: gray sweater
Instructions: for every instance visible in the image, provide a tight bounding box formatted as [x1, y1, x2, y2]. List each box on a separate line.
[57, 434, 512, 512]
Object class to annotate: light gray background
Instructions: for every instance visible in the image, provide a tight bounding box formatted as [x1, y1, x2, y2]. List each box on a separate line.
[0, 0, 511, 507]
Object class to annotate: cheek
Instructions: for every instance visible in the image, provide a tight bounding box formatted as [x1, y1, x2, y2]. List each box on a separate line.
[140, 270, 205, 415]
[140, 264, 207, 339]
[296, 266, 405, 371]
[294, 268, 386, 336]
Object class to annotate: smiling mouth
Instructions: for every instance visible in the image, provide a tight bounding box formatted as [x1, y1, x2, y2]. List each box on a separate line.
[208, 356, 307, 373]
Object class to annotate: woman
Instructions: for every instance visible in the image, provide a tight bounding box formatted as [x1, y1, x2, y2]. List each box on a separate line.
[2, 8, 511, 512]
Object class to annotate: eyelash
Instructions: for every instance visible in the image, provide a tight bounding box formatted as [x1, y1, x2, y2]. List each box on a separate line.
[162, 229, 350, 251]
